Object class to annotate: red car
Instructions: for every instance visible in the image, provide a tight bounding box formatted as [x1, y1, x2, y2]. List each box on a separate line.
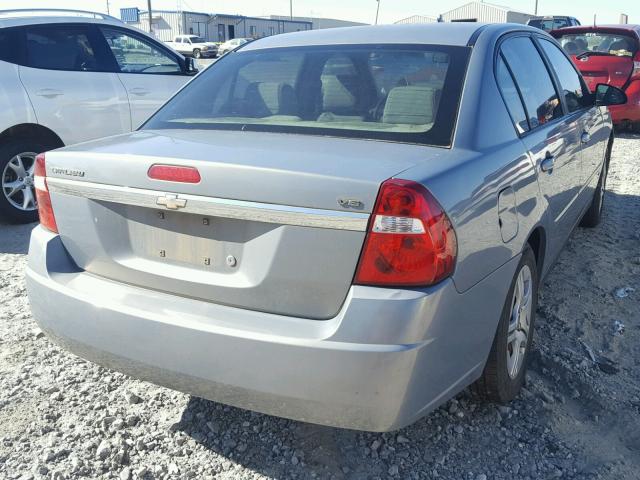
[551, 25, 640, 131]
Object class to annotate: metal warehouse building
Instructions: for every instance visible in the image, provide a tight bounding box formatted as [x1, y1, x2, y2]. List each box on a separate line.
[441, 2, 533, 24]
[267, 15, 368, 30]
[120, 9, 312, 42]
[394, 15, 438, 25]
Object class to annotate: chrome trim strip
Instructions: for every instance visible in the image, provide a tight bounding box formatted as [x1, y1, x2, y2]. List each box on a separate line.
[47, 177, 370, 232]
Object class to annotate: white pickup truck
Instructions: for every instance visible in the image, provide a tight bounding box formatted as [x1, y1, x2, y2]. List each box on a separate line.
[166, 35, 218, 58]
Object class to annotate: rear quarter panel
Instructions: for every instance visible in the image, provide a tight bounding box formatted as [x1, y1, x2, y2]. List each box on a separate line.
[401, 29, 547, 293]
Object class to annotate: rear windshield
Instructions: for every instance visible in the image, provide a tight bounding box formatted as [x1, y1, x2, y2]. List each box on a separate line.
[143, 44, 470, 146]
[556, 32, 639, 57]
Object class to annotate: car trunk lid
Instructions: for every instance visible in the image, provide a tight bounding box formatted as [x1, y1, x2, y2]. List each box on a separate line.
[45, 130, 438, 319]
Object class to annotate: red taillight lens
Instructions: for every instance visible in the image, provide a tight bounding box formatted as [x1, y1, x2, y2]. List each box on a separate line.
[632, 52, 640, 81]
[354, 179, 457, 287]
[148, 164, 201, 183]
[34, 153, 58, 233]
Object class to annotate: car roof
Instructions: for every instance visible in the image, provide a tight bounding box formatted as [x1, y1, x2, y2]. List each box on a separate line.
[0, 9, 123, 29]
[242, 23, 537, 51]
[550, 24, 640, 36]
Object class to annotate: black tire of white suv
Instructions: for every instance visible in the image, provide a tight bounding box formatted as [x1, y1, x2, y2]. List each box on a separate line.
[0, 138, 57, 224]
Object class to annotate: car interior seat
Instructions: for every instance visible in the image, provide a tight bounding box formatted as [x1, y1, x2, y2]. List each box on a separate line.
[243, 82, 299, 117]
[382, 85, 439, 126]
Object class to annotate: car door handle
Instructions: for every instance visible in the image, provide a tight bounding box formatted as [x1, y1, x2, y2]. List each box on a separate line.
[129, 88, 150, 96]
[581, 131, 591, 144]
[540, 155, 555, 173]
[35, 88, 63, 98]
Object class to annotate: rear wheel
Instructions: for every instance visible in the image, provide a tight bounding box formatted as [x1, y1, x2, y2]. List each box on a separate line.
[192, 48, 201, 59]
[0, 138, 56, 224]
[475, 247, 538, 403]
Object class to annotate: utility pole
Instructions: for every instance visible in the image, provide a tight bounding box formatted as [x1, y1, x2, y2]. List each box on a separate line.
[375, 0, 380, 25]
[147, 0, 153, 34]
[290, 0, 293, 20]
[534, 0, 538, 15]
[105, 0, 110, 15]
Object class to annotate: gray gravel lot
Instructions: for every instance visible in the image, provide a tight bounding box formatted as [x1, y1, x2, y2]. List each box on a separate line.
[1, 134, 639, 480]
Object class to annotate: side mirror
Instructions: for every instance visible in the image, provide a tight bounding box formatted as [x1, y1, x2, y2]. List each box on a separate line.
[595, 83, 627, 106]
[184, 57, 199, 75]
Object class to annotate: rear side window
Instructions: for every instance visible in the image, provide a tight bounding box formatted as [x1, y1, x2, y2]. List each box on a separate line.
[25, 25, 100, 71]
[500, 37, 562, 129]
[144, 45, 470, 146]
[539, 38, 587, 113]
[496, 56, 529, 134]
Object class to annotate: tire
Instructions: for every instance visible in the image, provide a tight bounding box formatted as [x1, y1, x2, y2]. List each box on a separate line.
[580, 139, 612, 228]
[475, 246, 538, 403]
[0, 138, 57, 224]
[192, 49, 201, 59]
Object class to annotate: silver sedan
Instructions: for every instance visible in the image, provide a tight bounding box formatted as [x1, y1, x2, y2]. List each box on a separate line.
[27, 23, 625, 431]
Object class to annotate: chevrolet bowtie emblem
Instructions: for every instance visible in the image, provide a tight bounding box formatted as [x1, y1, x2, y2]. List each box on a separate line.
[157, 194, 187, 210]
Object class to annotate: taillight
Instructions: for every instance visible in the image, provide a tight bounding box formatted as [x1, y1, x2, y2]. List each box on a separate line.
[34, 153, 58, 233]
[632, 51, 640, 81]
[148, 164, 201, 183]
[354, 179, 456, 287]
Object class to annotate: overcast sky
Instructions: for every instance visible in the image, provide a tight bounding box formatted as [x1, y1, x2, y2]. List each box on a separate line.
[0, 0, 637, 25]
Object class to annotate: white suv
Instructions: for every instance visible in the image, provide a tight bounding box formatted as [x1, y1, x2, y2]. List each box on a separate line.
[0, 9, 198, 223]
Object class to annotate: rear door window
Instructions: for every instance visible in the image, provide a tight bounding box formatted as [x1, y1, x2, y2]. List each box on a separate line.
[24, 24, 101, 71]
[500, 36, 562, 129]
[496, 55, 529, 134]
[538, 38, 588, 113]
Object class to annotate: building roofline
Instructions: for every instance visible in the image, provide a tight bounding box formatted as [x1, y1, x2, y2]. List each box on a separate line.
[267, 14, 368, 25]
[441, 1, 533, 18]
[136, 9, 312, 25]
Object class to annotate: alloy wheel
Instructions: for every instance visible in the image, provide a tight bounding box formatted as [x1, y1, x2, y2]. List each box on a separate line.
[506, 264, 533, 379]
[2, 152, 38, 212]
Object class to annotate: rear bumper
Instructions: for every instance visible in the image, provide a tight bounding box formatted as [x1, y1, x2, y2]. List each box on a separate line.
[26, 226, 517, 431]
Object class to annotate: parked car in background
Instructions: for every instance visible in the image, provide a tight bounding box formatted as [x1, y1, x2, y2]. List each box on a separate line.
[27, 23, 625, 432]
[527, 16, 581, 32]
[0, 9, 198, 223]
[218, 38, 251, 55]
[551, 25, 640, 131]
[166, 35, 218, 59]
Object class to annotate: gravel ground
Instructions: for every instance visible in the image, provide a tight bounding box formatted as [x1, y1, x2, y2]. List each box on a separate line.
[1, 134, 639, 480]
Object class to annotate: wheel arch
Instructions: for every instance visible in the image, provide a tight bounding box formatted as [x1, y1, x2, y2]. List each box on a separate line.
[605, 132, 614, 170]
[0, 124, 65, 150]
[525, 226, 546, 276]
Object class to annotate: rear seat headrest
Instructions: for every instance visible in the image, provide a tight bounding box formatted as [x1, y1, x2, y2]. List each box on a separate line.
[382, 85, 438, 125]
[321, 75, 357, 113]
[245, 82, 297, 116]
